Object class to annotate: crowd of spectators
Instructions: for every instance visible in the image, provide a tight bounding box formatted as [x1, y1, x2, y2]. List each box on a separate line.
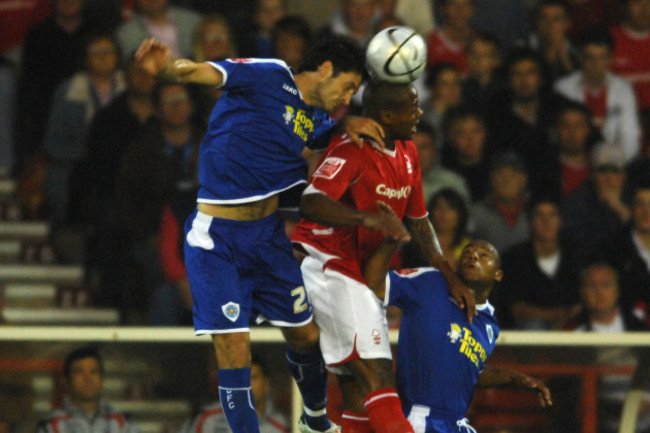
[0, 0, 649, 334]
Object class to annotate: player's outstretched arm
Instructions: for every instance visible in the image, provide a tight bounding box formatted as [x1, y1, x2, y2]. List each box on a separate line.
[405, 216, 476, 322]
[135, 38, 223, 86]
[363, 203, 405, 298]
[476, 366, 553, 408]
[300, 194, 410, 242]
[363, 239, 401, 299]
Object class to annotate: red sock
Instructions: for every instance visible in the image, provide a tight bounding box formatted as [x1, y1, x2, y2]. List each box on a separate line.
[363, 389, 414, 433]
[342, 411, 372, 433]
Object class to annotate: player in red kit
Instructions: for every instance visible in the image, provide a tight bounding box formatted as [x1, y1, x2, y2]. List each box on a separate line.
[292, 80, 476, 433]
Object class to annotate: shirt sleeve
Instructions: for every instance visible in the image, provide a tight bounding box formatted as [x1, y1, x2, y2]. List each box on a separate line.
[307, 110, 337, 150]
[306, 142, 363, 201]
[208, 59, 288, 91]
[387, 268, 446, 310]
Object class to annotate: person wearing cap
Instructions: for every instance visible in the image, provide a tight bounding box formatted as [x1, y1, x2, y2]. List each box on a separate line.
[472, 152, 530, 253]
[562, 142, 631, 263]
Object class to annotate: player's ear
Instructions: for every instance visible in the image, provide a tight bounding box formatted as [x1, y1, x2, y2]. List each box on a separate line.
[318, 61, 334, 79]
[494, 269, 503, 283]
[379, 109, 394, 125]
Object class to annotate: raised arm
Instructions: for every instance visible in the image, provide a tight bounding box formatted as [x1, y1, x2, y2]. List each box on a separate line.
[476, 366, 553, 408]
[300, 194, 411, 242]
[363, 238, 402, 300]
[135, 38, 223, 86]
[405, 216, 476, 321]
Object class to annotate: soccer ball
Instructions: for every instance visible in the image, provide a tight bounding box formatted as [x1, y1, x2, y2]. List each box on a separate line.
[366, 26, 427, 84]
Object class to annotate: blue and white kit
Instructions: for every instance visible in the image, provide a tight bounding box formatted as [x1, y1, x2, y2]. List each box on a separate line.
[385, 268, 500, 433]
[185, 59, 335, 334]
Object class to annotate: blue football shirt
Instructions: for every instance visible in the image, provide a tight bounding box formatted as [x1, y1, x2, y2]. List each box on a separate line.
[197, 59, 335, 204]
[387, 268, 500, 421]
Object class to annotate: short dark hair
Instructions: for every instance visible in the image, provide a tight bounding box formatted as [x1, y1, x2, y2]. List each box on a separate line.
[577, 28, 615, 52]
[272, 15, 311, 44]
[152, 82, 189, 107]
[526, 194, 561, 221]
[425, 62, 459, 88]
[64, 346, 104, 379]
[427, 187, 469, 246]
[469, 31, 501, 53]
[298, 36, 367, 79]
[442, 105, 485, 141]
[555, 100, 593, 125]
[503, 47, 542, 76]
[534, 0, 570, 21]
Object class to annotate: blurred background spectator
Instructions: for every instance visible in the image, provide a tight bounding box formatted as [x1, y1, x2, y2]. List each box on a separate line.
[115, 82, 201, 323]
[271, 15, 312, 71]
[497, 196, 582, 330]
[422, 63, 463, 146]
[488, 47, 568, 198]
[15, 0, 91, 173]
[472, 152, 530, 252]
[554, 29, 641, 162]
[517, 0, 578, 85]
[608, 180, 650, 327]
[562, 142, 631, 263]
[117, 0, 200, 64]
[462, 31, 504, 115]
[441, 107, 492, 202]
[414, 120, 471, 207]
[42, 32, 125, 233]
[426, 0, 474, 74]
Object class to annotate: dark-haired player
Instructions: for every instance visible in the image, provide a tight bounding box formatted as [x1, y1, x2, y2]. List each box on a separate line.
[363, 237, 552, 433]
[135, 36, 387, 433]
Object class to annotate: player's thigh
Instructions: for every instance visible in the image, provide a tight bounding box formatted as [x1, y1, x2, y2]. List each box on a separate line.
[251, 222, 313, 328]
[300, 256, 391, 366]
[281, 321, 320, 352]
[346, 358, 395, 393]
[184, 212, 254, 333]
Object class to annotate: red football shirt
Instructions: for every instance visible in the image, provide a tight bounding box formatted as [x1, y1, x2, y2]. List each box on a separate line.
[292, 134, 428, 282]
[612, 25, 650, 110]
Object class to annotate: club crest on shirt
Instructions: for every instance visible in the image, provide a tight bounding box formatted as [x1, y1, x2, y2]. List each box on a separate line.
[313, 157, 346, 179]
[283, 106, 295, 124]
[222, 302, 240, 322]
[447, 323, 462, 343]
[486, 324, 494, 344]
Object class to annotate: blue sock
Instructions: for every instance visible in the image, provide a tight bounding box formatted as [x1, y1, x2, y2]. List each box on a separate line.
[286, 345, 331, 431]
[218, 368, 260, 433]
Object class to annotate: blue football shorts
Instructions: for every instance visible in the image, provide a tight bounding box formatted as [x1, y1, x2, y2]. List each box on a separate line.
[184, 209, 313, 334]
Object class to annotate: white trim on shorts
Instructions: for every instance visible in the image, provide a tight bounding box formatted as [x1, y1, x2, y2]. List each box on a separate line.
[256, 315, 314, 327]
[195, 327, 250, 335]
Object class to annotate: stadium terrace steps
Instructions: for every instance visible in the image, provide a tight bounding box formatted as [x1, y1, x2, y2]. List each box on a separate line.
[0, 221, 49, 240]
[0, 264, 83, 284]
[2, 307, 120, 325]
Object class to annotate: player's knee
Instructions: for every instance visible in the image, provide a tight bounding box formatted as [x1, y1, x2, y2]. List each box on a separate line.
[212, 333, 251, 369]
